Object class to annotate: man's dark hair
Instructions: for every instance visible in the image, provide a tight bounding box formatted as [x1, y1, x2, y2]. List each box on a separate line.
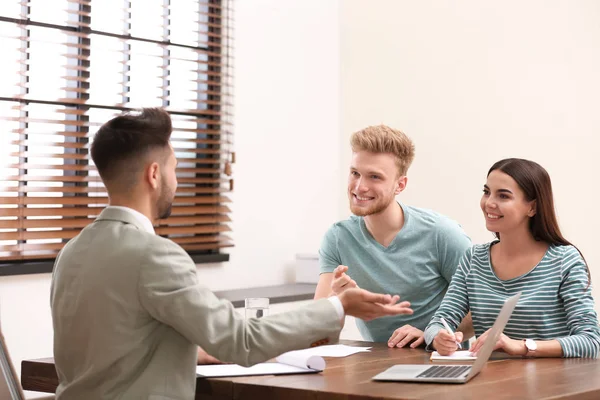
[91, 108, 173, 186]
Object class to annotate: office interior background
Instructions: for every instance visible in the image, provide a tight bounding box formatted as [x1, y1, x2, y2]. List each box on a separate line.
[0, 0, 599, 395]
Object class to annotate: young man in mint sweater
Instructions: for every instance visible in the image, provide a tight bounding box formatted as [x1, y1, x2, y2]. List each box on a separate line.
[315, 125, 472, 348]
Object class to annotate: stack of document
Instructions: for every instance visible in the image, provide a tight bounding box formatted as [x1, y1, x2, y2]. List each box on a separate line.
[196, 344, 371, 378]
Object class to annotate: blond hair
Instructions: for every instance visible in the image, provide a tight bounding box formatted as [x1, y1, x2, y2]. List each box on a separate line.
[350, 125, 415, 176]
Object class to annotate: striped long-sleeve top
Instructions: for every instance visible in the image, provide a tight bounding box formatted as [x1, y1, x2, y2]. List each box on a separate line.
[424, 242, 600, 358]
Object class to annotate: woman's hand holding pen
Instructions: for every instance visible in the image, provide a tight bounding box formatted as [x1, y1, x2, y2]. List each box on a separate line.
[433, 329, 464, 356]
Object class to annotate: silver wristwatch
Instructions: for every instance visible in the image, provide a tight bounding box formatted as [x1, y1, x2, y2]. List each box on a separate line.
[523, 338, 537, 357]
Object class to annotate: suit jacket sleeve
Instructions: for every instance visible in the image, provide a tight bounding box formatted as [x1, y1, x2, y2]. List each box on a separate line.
[137, 237, 342, 366]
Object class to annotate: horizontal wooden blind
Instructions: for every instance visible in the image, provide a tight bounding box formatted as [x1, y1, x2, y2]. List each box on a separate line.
[0, 0, 234, 264]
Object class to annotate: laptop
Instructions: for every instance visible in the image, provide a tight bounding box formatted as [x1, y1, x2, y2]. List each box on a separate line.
[372, 292, 521, 384]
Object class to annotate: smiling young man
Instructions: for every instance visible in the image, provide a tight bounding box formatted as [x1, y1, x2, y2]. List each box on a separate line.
[314, 125, 473, 348]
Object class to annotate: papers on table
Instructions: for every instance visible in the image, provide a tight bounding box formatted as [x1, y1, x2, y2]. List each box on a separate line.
[196, 344, 372, 378]
[196, 362, 318, 378]
[275, 352, 325, 371]
[279, 344, 372, 359]
[430, 350, 476, 361]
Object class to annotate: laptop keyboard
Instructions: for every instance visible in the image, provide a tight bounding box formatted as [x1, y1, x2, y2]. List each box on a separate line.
[416, 365, 471, 379]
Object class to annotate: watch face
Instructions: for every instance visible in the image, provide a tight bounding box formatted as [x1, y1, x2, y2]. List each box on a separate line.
[526, 339, 537, 351]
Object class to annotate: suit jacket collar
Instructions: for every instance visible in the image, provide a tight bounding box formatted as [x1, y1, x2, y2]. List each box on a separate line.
[96, 207, 154, 233]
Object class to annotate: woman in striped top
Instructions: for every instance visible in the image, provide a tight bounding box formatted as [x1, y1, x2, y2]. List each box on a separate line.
[424, 158, 600, 358]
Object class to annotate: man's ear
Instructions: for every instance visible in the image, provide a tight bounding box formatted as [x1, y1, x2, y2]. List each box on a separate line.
[528, 200, 537, 217]
[395, 176, 408, 195]
[146, 162, 160, 190]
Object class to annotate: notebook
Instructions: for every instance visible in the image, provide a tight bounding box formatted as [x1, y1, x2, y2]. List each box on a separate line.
[197, 344, 371, 378]
[196, 352, 324, 378]
[430, 350, 476, 361]
[372, 292, 521, 384]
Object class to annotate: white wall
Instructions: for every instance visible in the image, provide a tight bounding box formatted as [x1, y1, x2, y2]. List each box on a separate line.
[340, 0, 600, 306]
[196, 0, 341, 291]
[0, 0, 341, 393]
[0, 274, 53, 398]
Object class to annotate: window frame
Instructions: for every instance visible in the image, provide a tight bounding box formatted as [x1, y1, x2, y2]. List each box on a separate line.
[0, 0, 234, 276]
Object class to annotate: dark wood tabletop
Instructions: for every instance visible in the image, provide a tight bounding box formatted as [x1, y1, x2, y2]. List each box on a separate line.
[22, 340, 600, 400]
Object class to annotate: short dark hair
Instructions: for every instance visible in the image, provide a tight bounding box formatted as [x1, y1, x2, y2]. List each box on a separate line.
[91, 108, 172, 185]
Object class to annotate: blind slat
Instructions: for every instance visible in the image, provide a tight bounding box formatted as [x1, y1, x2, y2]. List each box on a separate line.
[0, 195, 230, 205]
[0, 233, 232, 253]
[180, 242, 233, 251]
[0, 230, 80, 241]
[2, 176, 230, 185]
[9, 138, 231, 147]
[0, 224, 231, 241]
[0, 243, 65, 252]
[3, 128, 233, 138]
[171, 233, 231, 244]
[171, 234, 231, 245]
[0, 205, 230, 218]
[0, 218, 94, 229]
[0, 186, 230, 194]
[0, 214, 231, 229]
[155, 224, 230, 235]
[0, 0, 234, 264]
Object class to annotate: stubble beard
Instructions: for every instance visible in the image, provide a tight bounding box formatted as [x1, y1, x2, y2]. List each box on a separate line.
[157, 181, 174, 220]
[348, 192, 395, 217]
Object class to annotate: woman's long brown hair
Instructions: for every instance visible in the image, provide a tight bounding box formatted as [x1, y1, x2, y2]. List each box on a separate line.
[488, 158, 591, 286]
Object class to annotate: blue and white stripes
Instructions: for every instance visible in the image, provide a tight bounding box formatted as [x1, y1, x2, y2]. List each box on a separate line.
[424, 243, 600, 358]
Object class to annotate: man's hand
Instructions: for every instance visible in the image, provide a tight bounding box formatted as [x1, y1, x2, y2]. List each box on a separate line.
[432, 329, 464, 356]
[387, 324, 424, 348]
[330, 265, 358, 295]
[337, 288, 412, 321]
[197, 347, 222, 365]
[470, 329, 525, 356]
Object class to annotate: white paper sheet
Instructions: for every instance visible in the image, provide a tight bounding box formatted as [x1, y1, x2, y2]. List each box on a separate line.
[430, 350, 476, 361]
[196, 344, 371, 378]
[275, 353, 325, 370]
[196, 362, 317, 378]
[277, 344, 372, 359]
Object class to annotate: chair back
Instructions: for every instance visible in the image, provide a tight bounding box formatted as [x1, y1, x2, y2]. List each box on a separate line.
[0, 325, 25, 400]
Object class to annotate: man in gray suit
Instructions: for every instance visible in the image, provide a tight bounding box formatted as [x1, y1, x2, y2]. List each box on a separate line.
[50, 108, 413, 400]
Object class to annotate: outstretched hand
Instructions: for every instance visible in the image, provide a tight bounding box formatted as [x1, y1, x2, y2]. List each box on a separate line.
[338, 288, 412, 321]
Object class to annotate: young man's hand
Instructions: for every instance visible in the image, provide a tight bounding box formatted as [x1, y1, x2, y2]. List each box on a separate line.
[387, 324, 424, 348]
[330, 265, 359, 295]
[337, 288, 412, 321]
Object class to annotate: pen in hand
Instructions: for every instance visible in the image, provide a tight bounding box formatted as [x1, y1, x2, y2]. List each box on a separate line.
[439, 317, 463, 350]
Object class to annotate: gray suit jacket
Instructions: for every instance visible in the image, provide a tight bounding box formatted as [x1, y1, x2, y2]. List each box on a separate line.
[50, 208, 341, 399]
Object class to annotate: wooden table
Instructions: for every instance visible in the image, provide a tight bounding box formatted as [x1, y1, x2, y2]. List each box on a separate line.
[21, 340, 600, 399]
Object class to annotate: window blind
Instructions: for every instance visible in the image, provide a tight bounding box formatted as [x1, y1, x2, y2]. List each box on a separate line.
[0, 0, 234, 269]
